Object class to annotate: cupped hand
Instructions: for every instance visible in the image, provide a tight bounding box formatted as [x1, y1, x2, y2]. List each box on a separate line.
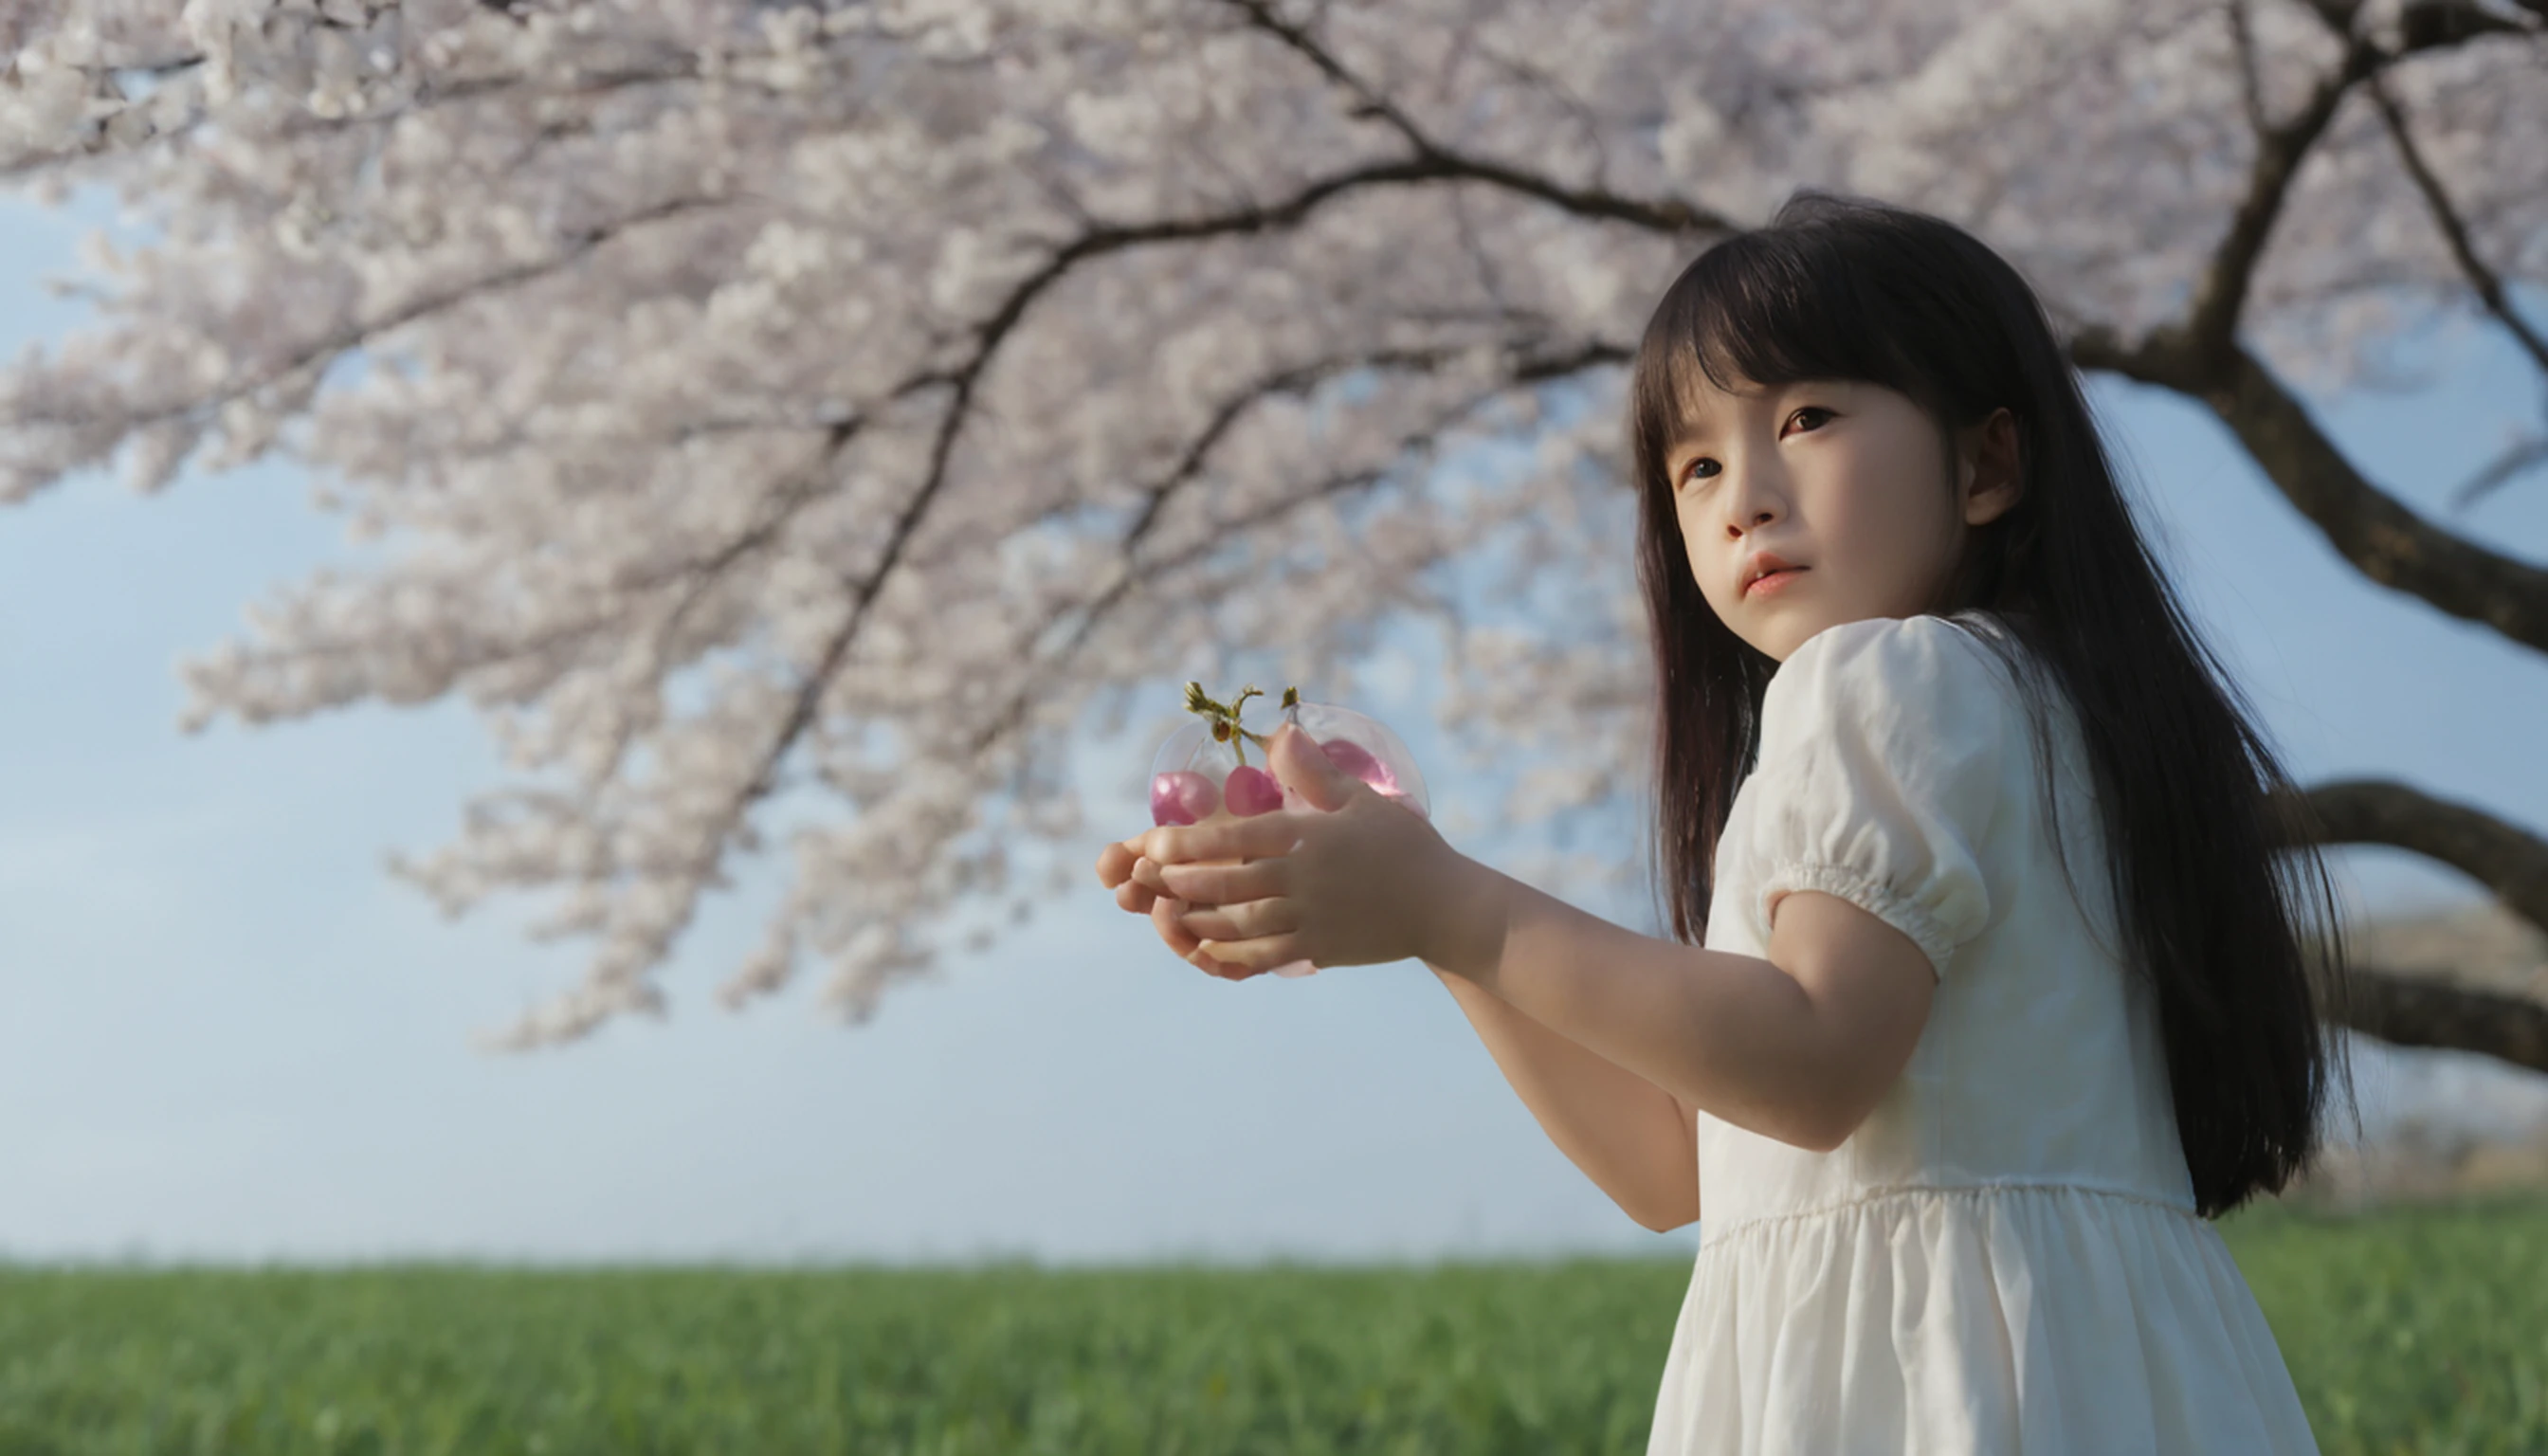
[1139, 721, 1471, 974]
[1093, 832, 1262, 980]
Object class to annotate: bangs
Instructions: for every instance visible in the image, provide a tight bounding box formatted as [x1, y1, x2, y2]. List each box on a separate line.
[1629, 217, 1948, 489]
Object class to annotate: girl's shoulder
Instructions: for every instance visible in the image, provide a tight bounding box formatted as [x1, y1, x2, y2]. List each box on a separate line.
[1771, 610, 2028, 717]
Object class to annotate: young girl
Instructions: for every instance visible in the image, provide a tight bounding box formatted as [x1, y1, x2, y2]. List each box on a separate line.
[1095, 191, 2358, 1452]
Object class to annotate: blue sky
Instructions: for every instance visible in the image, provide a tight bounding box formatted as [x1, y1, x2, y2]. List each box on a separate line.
[3, 188, 2545, 1266]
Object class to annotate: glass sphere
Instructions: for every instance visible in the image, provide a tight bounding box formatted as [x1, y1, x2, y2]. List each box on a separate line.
[1144, 696, 1429, 978]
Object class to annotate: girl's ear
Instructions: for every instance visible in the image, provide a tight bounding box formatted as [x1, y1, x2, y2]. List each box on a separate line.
[1958, 408, 2023, 526]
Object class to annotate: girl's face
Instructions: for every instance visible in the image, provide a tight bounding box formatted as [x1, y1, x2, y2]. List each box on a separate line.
[1663, 376, 2020, 663]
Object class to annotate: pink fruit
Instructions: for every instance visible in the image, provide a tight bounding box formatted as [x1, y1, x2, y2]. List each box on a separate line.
[1151, 770, 1218, 827]
[1224, 765, 1283, 816]
[1317, 737, 1398, 794]
[1143, 683, 1431, 985]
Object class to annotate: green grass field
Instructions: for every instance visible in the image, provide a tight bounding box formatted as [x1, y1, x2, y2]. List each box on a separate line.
[5, 1193, 2544, 1455]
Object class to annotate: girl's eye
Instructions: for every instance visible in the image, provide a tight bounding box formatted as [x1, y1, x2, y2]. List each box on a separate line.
[1682, 458, 1720, 487]
[1785, 407, 1834, 435]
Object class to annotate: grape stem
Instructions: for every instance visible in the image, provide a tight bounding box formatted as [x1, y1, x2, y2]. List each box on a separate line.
[1181, 680, 1301, 768]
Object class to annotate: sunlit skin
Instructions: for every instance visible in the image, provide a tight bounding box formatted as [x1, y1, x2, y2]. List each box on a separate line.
[1668, 375, 2022, 663]
[1087, 375, 2029, 1216]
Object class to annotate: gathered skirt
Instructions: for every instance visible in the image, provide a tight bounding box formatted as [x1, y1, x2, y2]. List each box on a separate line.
[1644, 1182, 2320, 1455]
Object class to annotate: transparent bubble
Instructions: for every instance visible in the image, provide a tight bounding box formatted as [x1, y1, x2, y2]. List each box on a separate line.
[1145, 697, 1429, 977]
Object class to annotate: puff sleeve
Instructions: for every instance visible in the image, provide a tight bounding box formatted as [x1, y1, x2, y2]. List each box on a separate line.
[1748, 614, 2012, 980]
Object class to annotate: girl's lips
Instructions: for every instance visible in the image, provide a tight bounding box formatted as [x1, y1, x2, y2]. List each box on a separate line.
[1746, 566, 1807, 597]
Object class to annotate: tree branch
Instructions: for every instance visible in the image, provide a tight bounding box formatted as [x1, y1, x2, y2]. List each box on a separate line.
[959, 337, 1630, 762]
[2068, 327, 2548, 654]
[2156, 3, 2538, 377]
[2180, 34, 2378, 364]
[2299, 779, 2548, 935]
[2226, 0, 2270, 135]
[2068, 3, 2548, 1081]
[2451, 434, 2548, 512]
[708, 132, 1694, 836]
[2211, 348, 2548, 652]
[1217, 0, 1732, 237]
[2335, 965, 2548, 1074]
[118, 121, 1703, 1038]
[2289, 777, 2548, 1073]
[586, 420, 864, 786]
[2, 191, 732, 447]
[2364, 70, 2548, 378]
[2065, 11, 2548, 651]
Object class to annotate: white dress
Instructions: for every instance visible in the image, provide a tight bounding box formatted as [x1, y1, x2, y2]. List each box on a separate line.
[1646, 610, 2320, 1455]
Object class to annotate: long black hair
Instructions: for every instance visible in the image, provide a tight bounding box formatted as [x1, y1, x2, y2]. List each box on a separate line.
[1626, 191, 2358, 1219]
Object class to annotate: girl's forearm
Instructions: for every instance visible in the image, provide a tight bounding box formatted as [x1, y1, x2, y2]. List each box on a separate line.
[1426, 963, 1702, 1231]
[1423, 856, 1842, 1152]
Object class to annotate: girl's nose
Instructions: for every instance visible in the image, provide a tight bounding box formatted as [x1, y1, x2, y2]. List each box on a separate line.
[1721, 481, 1786, 535]
[1718, 455, 1789, 534]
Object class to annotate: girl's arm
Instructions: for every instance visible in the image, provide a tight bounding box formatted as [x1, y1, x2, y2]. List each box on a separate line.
[1424, 857, 1934, 1156]
[1426, 964, 1702, 1232]
[1131, 727, 1932, 1166]
[1108, 827, 1706, 1228]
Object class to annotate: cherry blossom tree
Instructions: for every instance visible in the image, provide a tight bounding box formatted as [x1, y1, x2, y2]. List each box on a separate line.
[3, 0, 2542, 1059]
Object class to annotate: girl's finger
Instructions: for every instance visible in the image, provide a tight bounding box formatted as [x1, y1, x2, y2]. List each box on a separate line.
[1175, 897, 1299, 944]
[1153, 894, 1253, 979]
[1115, 877, 1158, 915]
[1095, 838, 1139, 889]
[1151, 891, 1197, 951]
[1195, 931, 1308, 976]
[1142, 812, 1308, 867]
[1131, 856, 1173, 896]
[1157, 857, 1286, 905]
